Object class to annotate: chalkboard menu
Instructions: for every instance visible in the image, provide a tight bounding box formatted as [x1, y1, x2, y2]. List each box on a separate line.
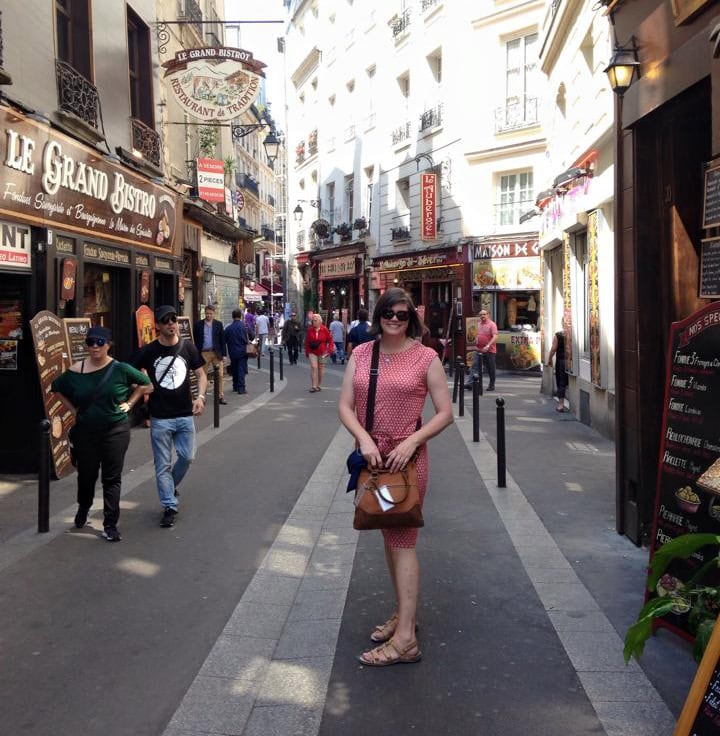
[700, 238, 720, 299]
[675, 618, 720, 736]
[649, 303, 720, 638]
[63, 318, 92, 363]
[176, 316, 198, 399]
[703, 166, 720, 229]
[30, 311, 74, 479]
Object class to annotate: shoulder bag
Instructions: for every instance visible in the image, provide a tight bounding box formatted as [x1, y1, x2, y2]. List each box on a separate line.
[353, 341, 424, 530]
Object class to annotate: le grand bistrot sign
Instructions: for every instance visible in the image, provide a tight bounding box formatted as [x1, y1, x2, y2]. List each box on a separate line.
[0, 106, 179, 251]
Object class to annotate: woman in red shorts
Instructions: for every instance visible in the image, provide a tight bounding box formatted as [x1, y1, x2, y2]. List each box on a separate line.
[338, 288, 453, 666]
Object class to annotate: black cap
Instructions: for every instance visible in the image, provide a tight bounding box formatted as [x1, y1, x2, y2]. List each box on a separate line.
[87, 326, 112, 341]
[155, 305, 177, 322]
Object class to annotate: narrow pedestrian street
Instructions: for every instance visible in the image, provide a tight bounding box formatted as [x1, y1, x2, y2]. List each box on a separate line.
[0, 362, 695, 736]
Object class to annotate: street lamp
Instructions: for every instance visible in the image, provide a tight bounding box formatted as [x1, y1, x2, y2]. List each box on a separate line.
[604, 41, 640, 96]
[293, 200, 322, 222]
[262, 130, 280, 166]
[293, 204, 304, 222]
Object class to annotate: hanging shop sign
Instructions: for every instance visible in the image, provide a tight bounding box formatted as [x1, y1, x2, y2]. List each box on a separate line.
[30, 310, 74, 478]
[0, 106, 179, 251]
[319, 255, 357, 279]
[162, 47, 265, 121]
[562, 233, 573, 373]
[0, 219, 31, 270]
[135, 305, 156, 348]
[196, 158, 225, 203]
[60, 258, 77, 301]
[421, 173, 437, 241]
[588, 211, 602, 387]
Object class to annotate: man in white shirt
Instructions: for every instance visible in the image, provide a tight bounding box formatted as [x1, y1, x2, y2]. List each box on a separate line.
[329, 313, 346, 364]
[255, 310, 270, 356]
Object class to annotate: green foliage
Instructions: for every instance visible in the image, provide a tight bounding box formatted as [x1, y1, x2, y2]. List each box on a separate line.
[623, 533, 720, 665]
[198, 126, 218, 158]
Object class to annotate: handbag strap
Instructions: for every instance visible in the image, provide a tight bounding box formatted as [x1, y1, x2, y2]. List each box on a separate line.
[157, 340, 182, 386]
[364, 340, 380, 434]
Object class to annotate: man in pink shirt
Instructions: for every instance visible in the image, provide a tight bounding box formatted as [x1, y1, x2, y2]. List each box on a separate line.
[466, 309, 498, 392]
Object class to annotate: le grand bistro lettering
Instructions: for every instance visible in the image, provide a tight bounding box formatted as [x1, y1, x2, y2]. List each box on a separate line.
[0, 107, 177, 250]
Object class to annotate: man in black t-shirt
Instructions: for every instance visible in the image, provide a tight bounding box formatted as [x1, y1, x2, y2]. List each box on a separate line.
[131, 305, 207, 528]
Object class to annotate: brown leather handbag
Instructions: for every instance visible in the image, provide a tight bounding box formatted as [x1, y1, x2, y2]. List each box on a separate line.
[353, 341, 424, 530]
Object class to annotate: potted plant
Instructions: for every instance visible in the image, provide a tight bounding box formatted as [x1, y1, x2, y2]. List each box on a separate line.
[311, 219, 331, 239]
[296, 140, 305, 162]
[334, 222, 351, 242]
[352, 217, 367, 238]
[623, 532, 720, 664]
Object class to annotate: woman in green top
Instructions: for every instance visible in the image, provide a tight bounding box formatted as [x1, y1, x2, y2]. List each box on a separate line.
[52, 326, 152, 542]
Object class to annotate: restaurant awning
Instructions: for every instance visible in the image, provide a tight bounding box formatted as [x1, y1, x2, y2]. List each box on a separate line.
[243, 282, 269, 302]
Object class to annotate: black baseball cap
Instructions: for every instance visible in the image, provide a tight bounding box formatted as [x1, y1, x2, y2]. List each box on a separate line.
[87, 326, 112, 341]
[155, 305, 177, 322]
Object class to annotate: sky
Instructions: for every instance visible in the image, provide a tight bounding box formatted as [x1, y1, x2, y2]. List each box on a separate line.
[224, 0, 288, 128]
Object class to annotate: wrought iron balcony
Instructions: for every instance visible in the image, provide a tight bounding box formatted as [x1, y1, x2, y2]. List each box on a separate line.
[267, 193, 275, 207]
[494, 96, 539, 134]
[308, 130, 318, 155]
[236, 172, 260, 198]
[130, 118, 162, 170]
[391, 9, 411, 38]
[261, 226, 275, 242]
[391, 120, 412, 146]
[55, 59, 100, 130]
[391, 226, 410, 241]
[178, 0, 203, 38]
[419, 104, 443, 132]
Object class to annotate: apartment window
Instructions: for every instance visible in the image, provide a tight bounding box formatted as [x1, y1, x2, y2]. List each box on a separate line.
[428, 49, 442, 85]
[498, 171, 533, 226]
[345, 175, 354, 224]
[56, 0, 92, 79]
[504, 33, 538, 125]
[326, 182, 336, 226]
[397, 177, 410, 214]
[365, 166, 374, 227]
[127, 7, 153, 126]
[574, 230, 590, 356]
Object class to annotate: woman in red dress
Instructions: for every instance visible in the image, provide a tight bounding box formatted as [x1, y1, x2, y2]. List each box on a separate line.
[305, 313, 334, 392]
[338, 288, 453, 666]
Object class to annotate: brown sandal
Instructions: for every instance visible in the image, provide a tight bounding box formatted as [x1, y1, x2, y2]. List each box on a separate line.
[370, 613, 419, 643]
[357, 637, 422, 667]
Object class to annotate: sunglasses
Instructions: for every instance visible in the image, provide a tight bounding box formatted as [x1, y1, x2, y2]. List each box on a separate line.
[85, 337, 107, 347]
[160, 315, 178, 324]
[380, 308, 410, 322]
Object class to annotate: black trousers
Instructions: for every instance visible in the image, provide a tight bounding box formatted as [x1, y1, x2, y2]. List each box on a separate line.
[286, 337, 299, 364]
[73, 421, 130, 529]
[230, 356, 248, 391]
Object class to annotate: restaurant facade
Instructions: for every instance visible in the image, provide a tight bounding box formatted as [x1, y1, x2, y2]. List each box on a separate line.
[0, 103, 182, 471]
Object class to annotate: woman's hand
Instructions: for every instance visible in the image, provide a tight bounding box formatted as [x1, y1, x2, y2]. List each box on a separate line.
[385, 435, 420, 473]
[359, 437, 383, 470]
[119, 401, 132, 414]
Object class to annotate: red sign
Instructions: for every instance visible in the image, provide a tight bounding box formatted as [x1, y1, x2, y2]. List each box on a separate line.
[196, 158, 225, 203]
[60, 258, 77, 301]
[421, 173, 437, 241]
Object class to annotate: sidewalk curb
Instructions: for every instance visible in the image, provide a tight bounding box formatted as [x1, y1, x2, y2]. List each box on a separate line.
[454, 414, 676, 736]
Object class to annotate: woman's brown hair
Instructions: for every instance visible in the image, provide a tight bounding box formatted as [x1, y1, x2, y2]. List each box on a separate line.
[370, 287, 424, 339]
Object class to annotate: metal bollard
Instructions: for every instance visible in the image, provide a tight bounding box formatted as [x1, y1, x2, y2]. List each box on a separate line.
[496, 397, 506, 488]
[472, 376, 480, 442]
[458, 360, 465, 417]
[269, 348, 275, 392]
[38, 419, 51, 533]
[452, 358, 460, 404]
[256, 345, 261, 370]
[279, 344, 284, 381]
[213, 364, 220, 428]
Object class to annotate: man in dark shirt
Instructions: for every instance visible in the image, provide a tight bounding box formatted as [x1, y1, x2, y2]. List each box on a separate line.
[131, 305, 207, 527]
[193, 304, 227, 404]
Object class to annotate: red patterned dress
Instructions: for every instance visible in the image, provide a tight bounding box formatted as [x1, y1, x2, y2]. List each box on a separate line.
[352, 339, 438, 548]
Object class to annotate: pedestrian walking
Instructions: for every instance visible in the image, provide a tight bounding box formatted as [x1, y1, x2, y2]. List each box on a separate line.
[130, 305, 207, 528]
[52, 326, 152, 542]
[346, 308, 374, 356]
[193, 304, 227, 404]
[305, 313, 333, 392]
[281, 311, 302, 364]
[329, 312, 346, 364]
[465, 308, 498, 391]
[547, 329, 569, 412]
[338, 288, 453, 666]
[244, 306, 256, 340]
[255, 309, 270, 356]
[225, 309, 249, 394]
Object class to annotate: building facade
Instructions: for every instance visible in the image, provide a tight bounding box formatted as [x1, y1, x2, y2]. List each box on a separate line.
[536, 0, 616, 436]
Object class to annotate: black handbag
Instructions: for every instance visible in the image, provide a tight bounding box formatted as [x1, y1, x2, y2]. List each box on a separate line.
[352, 341, 424, 530]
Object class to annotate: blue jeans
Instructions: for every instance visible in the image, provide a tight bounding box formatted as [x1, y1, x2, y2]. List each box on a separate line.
[258, 334, 268, 355]
[150, 416, 196, 510]
[332, 341, 345, 363]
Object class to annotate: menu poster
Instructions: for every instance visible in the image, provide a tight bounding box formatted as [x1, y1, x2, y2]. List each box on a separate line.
[649, 303, 720, 638]
[30, 311, 74, 478]
[176, 316, 198, 399]
[0, 297, 23, 339]
[674, 617, 720, 736]
[0, 339, 18, 370]
[63, 318, 92, 363]
[135, 305, 156, 348]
